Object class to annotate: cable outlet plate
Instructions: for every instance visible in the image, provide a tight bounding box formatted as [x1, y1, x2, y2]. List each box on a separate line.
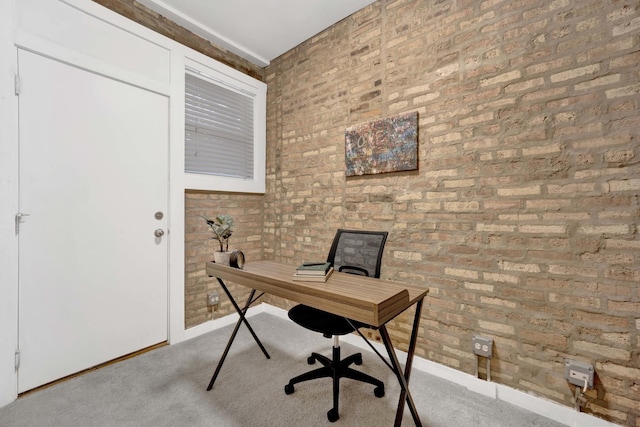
[472, 335, 493, 358]
[207, 291, 220, 306]
[565, 359, 594, 389]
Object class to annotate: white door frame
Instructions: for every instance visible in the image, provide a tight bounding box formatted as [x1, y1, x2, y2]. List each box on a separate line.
[0, 0, 20, 408]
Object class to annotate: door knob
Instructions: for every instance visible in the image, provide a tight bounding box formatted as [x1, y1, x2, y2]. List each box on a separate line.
[154, 229, 165, 237]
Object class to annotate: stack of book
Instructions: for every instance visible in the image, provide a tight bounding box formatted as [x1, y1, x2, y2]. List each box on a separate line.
[292, 262, 334, 282]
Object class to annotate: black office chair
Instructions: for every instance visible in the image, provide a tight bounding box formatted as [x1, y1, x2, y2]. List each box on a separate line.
[284, 229, 388, 422]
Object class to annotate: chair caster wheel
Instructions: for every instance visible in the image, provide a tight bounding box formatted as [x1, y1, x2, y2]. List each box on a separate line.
[374, 385, 385, 398]
[307, 356, 315, 364]
[284, 384, 294, 395]
[327, 408, 339, 422]
[354, 354, 363, 365]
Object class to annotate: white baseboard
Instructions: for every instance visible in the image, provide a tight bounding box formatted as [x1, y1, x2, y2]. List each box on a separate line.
[189, 303, 621, 427]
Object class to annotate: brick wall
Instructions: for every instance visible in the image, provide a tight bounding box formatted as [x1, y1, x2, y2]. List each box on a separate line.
[184, 191, 264, 328]
[264, 1, 640, 425]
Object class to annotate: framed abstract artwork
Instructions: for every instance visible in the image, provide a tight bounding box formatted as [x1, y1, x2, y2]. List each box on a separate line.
[345, 111, 418, 177]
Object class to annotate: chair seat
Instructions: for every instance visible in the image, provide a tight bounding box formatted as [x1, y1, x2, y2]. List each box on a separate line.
[288, 304, 356, 336]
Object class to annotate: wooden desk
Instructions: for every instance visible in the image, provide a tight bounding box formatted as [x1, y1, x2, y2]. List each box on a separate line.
[206, 260, 428, 426]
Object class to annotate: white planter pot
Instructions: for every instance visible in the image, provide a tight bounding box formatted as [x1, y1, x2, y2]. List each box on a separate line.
[213, 251, 231, 265]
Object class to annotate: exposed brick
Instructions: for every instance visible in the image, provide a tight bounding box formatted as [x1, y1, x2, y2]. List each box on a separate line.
[519, 225, 566, 234]
[483, 272, 520, 284]
[445, 267, 479, 280]
[521, 329, 568, 348]
[608, 178, 640, 192]
[608, 300, 640, 314]
[573, 341, 631, 361]
[499, 261, 541, 273]
[497, 186, 541, 197]
[548, 264, 599, 277]
[578, 225, 630, 235]
[550, 64, 600, 83]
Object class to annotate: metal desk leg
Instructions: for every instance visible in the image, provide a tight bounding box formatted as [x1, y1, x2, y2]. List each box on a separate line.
[206, 279, 270, 391]
[380, 297, 425, 427]
[217, 278, 270, 359]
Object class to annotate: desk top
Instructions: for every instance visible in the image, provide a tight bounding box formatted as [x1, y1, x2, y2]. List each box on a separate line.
[206, 260, 427, 327]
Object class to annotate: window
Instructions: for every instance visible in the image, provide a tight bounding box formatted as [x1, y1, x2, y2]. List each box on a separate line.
[185, 72, 253, 179]
[184, 59, 266, 193]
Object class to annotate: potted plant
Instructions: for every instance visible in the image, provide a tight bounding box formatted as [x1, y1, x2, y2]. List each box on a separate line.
[202, 214, 234, 264]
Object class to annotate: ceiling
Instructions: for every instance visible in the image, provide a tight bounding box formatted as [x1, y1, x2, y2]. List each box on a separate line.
[137, 0, 376, 67]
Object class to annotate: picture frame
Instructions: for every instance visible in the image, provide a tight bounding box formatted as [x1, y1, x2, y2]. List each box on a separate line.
[345, 112, 418, 177]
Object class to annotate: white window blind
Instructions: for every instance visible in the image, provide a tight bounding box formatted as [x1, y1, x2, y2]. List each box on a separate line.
[185, 72, 254, 179]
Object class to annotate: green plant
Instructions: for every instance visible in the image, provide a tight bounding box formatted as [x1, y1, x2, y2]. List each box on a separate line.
[202, 214, 234, 252]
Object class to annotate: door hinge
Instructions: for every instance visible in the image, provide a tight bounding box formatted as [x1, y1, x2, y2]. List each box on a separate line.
[14, 74, 20, 96]
[15, 350, 20, 370]
[15, 212, 29, 235]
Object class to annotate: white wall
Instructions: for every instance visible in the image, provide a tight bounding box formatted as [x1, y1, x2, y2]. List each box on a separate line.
[0, 0, 20, 409]
[0, 0, 265, 408]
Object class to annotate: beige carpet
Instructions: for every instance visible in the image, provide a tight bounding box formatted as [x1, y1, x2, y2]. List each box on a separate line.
[0, 313, 564, 426]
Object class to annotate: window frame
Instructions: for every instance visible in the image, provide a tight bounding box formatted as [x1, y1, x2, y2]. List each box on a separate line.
[183, 57, 266, 193]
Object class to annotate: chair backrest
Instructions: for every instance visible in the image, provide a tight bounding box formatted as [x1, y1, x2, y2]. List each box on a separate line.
[326, 229, 388, 278]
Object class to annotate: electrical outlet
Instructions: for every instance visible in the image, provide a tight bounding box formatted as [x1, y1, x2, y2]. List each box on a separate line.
[472, 335, 493, 358]
[565, 359, 594, 389]
[207, 291, 220, 307]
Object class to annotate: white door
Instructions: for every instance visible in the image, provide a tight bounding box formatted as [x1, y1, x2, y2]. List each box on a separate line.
[17, 49, 169, 392]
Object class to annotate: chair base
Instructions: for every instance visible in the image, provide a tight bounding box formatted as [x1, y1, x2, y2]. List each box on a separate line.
[284, 345, 384, 422]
